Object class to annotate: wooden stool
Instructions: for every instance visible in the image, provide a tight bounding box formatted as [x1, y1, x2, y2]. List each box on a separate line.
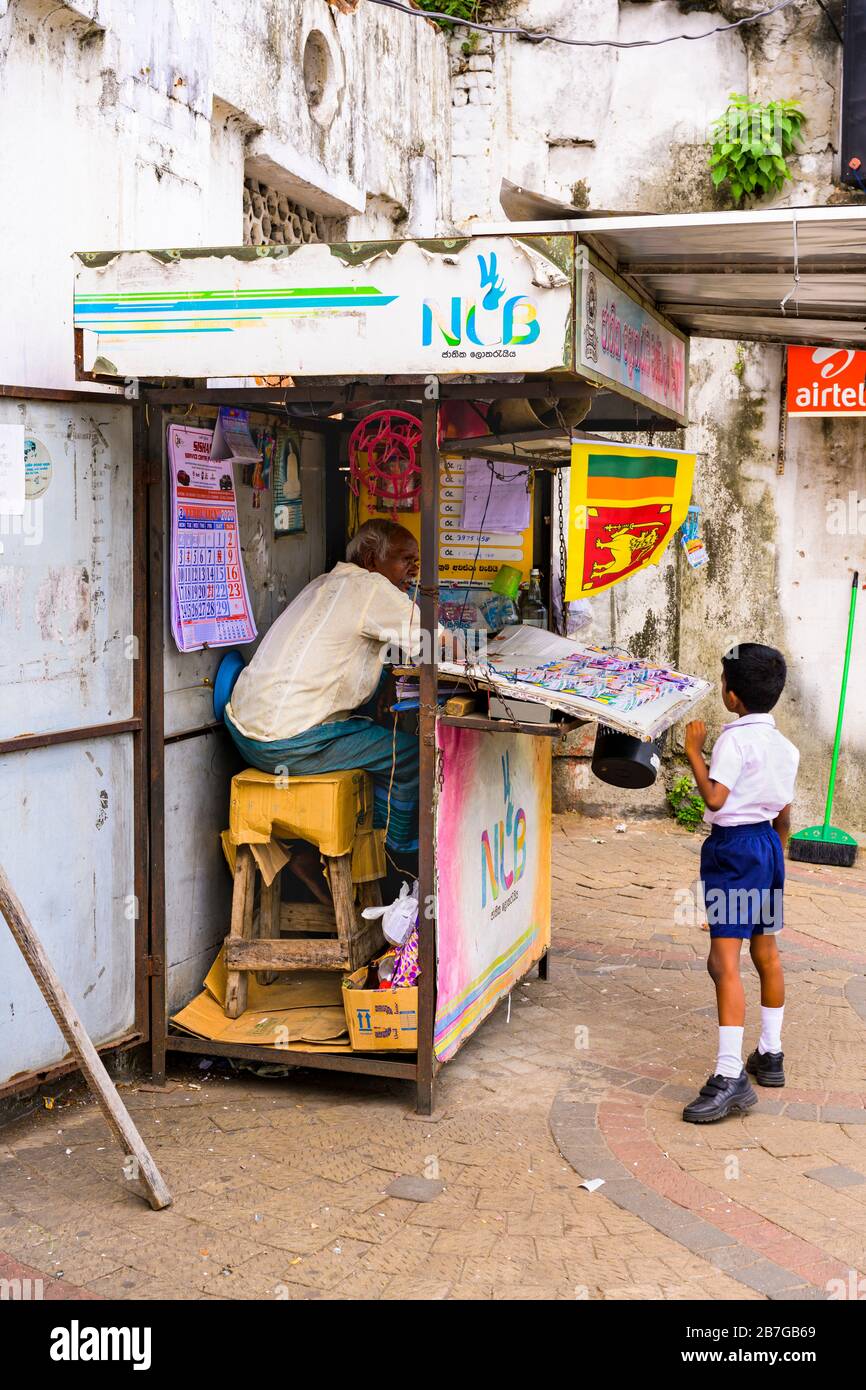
[224, 847, 385, 1018]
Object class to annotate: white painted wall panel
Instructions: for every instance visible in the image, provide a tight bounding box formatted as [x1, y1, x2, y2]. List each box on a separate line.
[0, 400, 133, 740]
[0, 735, 136, 1083]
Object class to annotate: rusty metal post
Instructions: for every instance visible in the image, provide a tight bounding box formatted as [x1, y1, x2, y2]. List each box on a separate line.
[416, 397, 439, 1115]
[146, 407, 167, 1085]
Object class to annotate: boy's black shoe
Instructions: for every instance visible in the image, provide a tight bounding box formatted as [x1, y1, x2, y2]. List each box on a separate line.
[682, 1070, 758, 1124]
[746, 1048, 785, 1088]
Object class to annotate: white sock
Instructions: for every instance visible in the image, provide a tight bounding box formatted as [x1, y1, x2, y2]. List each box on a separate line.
[758, 1005, 784, 1055]
[715, 1025, 744, 1079]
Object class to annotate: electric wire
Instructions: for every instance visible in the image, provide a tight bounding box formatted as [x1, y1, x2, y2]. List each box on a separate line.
[368, 0, 802, 50]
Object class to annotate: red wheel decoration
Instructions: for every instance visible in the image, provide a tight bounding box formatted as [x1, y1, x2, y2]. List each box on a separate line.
[348, 410, 422, 516]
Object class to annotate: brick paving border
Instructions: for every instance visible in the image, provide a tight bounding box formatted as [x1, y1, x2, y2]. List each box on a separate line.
[0, 1249, 98, 1300]
[550, 1085, 842, 1300]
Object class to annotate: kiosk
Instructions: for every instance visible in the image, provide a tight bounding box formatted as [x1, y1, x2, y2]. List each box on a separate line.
[72, 231, 688, 1113]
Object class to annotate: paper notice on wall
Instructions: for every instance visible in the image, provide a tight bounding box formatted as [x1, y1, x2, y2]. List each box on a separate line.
[168, 424, 257, 652]
[461, 456, 531, 532]
[0, 422, 25, 516]
[211, 406, 260, 462]
[274, 427, 304, 535]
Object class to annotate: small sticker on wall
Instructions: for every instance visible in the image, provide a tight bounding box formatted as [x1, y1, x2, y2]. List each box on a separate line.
[24, 436, 52, 498]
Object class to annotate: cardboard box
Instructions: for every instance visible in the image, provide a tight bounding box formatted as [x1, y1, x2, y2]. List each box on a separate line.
[342, 958, 418, 1052]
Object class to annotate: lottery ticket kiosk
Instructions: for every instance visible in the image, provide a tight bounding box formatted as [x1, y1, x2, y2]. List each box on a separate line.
[72, 231, 688, 1112]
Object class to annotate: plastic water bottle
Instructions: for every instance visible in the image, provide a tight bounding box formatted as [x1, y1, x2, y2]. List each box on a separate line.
[518, 569, 548, 628]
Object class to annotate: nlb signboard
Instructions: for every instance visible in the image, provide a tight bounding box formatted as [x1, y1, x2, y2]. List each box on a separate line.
[73, 237, 574, 381]
[787, 345, 866, 415]
[434, 726, 551, 1062]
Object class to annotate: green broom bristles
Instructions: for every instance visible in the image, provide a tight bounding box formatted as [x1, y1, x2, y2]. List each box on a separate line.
[788, 825, 859, 868]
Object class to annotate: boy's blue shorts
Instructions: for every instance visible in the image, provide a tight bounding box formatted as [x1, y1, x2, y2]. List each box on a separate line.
[700, 821, 784, 939]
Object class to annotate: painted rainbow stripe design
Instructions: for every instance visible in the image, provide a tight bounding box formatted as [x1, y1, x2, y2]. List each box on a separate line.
[73, 284, 398, 335]
[434, 925, 540, 1061]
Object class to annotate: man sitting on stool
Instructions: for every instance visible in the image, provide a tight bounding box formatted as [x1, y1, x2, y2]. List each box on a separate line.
[224, 520, 422, 895]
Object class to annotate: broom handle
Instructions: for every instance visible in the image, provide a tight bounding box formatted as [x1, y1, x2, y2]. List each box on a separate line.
[823, 571, 859, 834]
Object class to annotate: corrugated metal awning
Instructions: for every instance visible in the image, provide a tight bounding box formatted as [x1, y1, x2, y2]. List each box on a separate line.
[479, 204, 866, 349]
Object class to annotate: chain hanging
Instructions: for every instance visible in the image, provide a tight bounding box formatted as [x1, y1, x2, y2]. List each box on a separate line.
[556, 468, 568, 637]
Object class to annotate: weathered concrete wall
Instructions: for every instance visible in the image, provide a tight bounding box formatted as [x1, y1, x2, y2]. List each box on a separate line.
[450, 0, 863, 831]
[0, 0, 452, 390]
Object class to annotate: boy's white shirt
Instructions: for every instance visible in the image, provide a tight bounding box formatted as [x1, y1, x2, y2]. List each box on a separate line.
[704, 713, 799, 827]
[226, 561, 421, 742]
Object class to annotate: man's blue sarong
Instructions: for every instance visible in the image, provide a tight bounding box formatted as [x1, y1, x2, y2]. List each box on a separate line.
[224, 711, 419, 854]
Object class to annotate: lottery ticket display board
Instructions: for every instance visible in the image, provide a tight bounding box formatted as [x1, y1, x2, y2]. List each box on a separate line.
[168, 425, 257, 652]
[358, 456, 533, 585]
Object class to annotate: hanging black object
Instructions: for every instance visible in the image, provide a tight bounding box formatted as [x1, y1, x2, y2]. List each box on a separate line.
[841, 0, 866, 189]
[591, 725, 662, 790]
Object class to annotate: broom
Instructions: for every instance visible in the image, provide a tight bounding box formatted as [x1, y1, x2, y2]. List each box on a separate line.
[789, 571, 859, 868]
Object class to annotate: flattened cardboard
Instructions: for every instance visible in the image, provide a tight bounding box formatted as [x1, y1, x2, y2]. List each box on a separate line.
[171, 989, 351, 1049]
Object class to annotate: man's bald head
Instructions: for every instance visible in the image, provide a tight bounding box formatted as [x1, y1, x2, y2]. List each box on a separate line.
[346, 519, 419, 590]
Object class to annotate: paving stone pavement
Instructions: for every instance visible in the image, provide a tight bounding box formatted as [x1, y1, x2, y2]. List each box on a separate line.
[1, 814, 865, 1301]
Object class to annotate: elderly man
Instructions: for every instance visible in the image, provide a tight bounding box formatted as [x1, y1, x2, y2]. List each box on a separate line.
[224, 519, 421, 867]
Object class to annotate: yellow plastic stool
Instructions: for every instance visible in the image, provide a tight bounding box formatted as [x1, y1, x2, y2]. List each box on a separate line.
[222, 768, 386, 1019]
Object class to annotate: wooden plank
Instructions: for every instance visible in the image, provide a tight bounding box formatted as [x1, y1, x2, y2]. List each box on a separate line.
[166, 1033, 418, 1080]
[280, 901, 338, 934]
[225, 846, 255, 1018]
[328, 853, 357, 949]
[357, 879, 383, 911]
[225, 937, 347, 970]
[257, 869, 281, 986]
[0, 864, 172, 1211]
[437, 714, 584, 737]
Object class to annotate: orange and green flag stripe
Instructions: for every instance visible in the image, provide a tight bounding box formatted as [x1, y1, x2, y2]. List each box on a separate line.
[585, 451, 679, 502]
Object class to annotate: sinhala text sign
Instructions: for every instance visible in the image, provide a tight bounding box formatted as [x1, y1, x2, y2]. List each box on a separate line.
[577, 253, 688, 424]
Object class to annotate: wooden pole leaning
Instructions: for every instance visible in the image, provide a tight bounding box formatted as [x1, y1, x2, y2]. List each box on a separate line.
[0, 864, 172, 1211]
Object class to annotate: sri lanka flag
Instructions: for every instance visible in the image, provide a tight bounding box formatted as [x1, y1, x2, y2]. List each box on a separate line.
[565, 442, 696, 598]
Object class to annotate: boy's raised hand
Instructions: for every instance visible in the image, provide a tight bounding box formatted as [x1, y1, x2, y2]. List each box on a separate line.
[684, 719, 707, 755]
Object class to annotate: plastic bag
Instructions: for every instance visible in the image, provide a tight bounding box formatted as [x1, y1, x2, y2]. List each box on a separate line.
[361, 879, 418, 947]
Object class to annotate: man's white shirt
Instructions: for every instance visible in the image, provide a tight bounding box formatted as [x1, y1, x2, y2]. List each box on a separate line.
[227, 562, 421, 742]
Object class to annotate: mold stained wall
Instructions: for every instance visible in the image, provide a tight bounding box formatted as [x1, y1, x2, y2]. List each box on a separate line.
[0, 0, 452, 391]
[452, 0, 863, 829]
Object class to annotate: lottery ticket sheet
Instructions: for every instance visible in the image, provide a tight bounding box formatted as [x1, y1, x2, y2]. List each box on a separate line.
[168, 425, 257, 652]
[440, 626, 709, 740]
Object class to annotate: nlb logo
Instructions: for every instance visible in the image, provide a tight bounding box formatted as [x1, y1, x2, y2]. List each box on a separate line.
[481, 751, 527, 908]
[422, 253, 540, 351]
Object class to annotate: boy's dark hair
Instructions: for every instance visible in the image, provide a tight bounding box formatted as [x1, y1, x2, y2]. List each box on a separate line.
[722, 643, 787, 713]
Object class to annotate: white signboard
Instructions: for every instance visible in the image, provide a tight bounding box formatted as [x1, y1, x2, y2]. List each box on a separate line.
[74, 237, 573, 381]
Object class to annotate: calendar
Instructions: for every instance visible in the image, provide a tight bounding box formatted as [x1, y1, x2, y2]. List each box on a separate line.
[168, 425, 257, 652]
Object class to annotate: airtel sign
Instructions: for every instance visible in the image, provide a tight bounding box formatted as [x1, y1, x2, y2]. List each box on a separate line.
[787, 345, 866, 415]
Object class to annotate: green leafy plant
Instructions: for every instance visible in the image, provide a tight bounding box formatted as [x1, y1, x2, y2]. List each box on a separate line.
[667, 775, 705, 832]
[709, 94, 805, 205]
[416, 0, 490, 32]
